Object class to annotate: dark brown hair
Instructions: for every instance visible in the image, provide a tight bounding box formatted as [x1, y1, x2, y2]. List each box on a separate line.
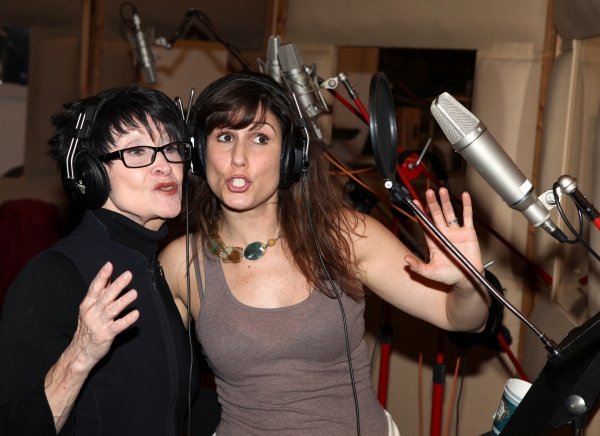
[182, 72, 365, 301]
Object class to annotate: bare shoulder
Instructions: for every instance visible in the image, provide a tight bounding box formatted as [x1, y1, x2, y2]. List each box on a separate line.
[340, 208, 367, 239]
[159, 235, 188, 270]
[158, 235, 189, 300]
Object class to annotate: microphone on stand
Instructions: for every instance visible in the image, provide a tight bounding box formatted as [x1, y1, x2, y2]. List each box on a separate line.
[369, 72, 561, 358]
[430, 92, 568, 243]
[127, 10, 157, 84]
[258, 35, 283, 84]
[277, 42, 328, 120]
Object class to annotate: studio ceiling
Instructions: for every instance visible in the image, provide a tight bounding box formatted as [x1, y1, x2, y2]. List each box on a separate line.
[0, 0, 270, 51]
[6, 1, 598, 61]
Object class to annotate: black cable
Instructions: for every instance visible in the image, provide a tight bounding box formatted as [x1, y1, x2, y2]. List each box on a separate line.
[552, 183, 583, 244]
[165, 8, 254, 71]
[185, 175, 193, 436]
[455, 349, 466, 436]
[119, 2, 137, 31]
[553, 183, 600, 262]
[301, 172, 361, 436]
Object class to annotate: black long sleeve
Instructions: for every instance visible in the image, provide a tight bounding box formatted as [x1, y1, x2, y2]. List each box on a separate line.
[0, 251, 86, 436]
[0, 209, 203, 435]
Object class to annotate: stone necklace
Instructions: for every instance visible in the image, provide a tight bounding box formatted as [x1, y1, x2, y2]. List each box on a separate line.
[208, 218, 283, 263]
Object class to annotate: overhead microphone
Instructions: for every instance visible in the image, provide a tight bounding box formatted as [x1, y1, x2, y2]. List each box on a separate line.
[258, 35, 283, 84]
[127, 10, 157, 84]
[277, 42, 328, 120]
[430, 92, 568, 243]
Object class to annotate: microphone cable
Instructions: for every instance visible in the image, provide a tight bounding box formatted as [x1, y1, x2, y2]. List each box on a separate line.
[300, 172, 361, 436]
[553, 183, 600, 262]
[119, 2, 137, 31]
[455, 349, 467, 436]
[184, 174, 194, 436]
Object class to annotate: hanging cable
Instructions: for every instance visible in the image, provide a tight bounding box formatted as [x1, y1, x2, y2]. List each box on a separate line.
[418, 321, 424, 436]
[184, 175, 194, 436]
[553, 183, 600, 262]
[119, 2, 137, 30]
[301, 172, 361, 436]
[455, 349, 467, 436]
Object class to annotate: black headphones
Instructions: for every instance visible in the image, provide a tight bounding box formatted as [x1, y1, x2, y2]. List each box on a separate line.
[60, 88, 123, 209]
[187, 73, 309, 189]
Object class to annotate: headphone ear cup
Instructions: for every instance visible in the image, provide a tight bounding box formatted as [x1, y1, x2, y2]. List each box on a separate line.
[61, 151, 110, 209]
[278, 133, 304, 189]
[190, 126, 207, 179]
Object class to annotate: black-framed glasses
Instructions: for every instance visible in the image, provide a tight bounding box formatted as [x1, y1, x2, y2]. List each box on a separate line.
[98, 141, 192, 168]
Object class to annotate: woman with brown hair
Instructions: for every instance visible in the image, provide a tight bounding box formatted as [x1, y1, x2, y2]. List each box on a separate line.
[159, 71, 489, 435]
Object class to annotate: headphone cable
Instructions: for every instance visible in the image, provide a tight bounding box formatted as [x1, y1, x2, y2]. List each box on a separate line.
[185, 175, 193, 436]
[301, 172, 361, 436]
[553, 183, 600, 262]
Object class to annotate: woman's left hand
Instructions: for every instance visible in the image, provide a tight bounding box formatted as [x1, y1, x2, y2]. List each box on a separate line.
[404, 188, 483, 291]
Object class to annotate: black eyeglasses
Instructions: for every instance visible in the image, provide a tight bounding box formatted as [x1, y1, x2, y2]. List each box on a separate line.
[98, 141, 192, 168]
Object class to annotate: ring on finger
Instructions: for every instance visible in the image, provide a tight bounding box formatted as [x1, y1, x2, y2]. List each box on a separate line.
[447, 219, 459, 226]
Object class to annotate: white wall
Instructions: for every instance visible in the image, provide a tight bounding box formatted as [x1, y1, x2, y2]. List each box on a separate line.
[287, 0, 547, 51]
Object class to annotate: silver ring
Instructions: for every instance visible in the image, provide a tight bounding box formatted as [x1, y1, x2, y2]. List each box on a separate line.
[447, 219, 459, 226]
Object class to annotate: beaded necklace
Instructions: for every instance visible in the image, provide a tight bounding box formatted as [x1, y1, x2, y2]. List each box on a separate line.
[208, 218, 283, 263]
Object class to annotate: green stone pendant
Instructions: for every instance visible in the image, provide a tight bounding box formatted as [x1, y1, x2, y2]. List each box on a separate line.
[208, 217, 283, 263]
[244, 242, 267, 260]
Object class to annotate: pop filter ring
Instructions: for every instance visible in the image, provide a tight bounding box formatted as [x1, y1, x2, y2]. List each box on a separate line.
[369, 72, 398, 182]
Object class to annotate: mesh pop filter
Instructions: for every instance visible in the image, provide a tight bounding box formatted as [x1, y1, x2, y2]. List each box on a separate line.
[369, 72, 398, 182]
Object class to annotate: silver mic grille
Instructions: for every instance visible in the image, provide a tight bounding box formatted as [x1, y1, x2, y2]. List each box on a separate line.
[258, 35, 283, 83]
[430, 92, 479, 145]
[278, 43, 303, 74]
[277, 42, 327, 119]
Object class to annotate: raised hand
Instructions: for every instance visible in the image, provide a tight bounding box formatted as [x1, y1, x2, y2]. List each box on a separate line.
[44, 262, 139, 430]
[404, 188, 484, 291]
[71, 262, 139, 367]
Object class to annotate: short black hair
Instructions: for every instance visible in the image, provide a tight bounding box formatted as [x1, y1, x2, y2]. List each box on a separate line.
[48, 85, 186, 169]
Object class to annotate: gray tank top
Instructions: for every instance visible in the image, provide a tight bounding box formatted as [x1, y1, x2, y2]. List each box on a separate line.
[193, 238, 388, 435]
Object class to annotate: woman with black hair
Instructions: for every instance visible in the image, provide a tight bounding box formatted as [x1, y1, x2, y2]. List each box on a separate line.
[0, 86, 199, 435]
[160, 71, 489, 435]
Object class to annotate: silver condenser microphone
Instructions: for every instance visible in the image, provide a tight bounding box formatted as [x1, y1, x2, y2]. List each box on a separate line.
[277, 42, 328, 119]
[430, 92, 567, 243]
[258, 35, 283, 84]
[128, 11, 157, 84]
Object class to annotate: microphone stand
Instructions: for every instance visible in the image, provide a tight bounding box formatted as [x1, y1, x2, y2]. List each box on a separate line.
[387, 178, 600, 435]
[385, 179, 561, 358]
[369, 71, 600, 434]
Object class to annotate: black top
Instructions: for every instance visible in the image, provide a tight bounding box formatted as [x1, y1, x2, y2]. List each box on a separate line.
[0, 209, 198, 435]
